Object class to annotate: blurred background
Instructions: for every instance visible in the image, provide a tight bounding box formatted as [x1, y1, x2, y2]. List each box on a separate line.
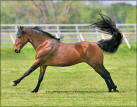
[1, 0, 136, 46]
[1, 1, 136, 24]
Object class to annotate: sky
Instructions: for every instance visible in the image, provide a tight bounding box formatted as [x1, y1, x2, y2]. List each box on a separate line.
[101, 1, 136, 6]
[85, 1, 136, 6]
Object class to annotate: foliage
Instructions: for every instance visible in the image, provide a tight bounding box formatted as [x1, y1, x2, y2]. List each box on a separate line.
[126, 7, 136, 23]
[1, 2, 16, 24]
[1, 1, 136, 24]
[104, 3, 136, 23]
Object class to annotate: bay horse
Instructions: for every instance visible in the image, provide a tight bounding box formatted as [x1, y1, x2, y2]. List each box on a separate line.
[11, 13, 123, 93]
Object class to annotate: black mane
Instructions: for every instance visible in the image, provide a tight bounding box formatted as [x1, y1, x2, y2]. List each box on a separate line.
[31, 26, 61, 41]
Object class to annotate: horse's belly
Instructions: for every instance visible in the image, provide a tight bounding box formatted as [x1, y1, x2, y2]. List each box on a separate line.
[45, 55, 82, 66]
[45, 60, 81, 66]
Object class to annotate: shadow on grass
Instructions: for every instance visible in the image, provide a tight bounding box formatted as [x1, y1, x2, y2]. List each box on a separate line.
[43, 90, 124, 93]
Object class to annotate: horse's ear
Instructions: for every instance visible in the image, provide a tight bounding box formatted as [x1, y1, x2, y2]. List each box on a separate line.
[17, 26, 20, 29]
[20, 26, 24, 30]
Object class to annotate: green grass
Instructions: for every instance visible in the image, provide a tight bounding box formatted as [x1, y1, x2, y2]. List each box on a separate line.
[1, 43, 136, 106]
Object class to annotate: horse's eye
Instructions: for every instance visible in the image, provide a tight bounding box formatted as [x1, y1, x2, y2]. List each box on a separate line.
[18, 36, 21, 38]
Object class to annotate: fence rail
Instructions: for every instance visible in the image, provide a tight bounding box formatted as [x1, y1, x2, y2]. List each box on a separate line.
[1, 24, 136, 48]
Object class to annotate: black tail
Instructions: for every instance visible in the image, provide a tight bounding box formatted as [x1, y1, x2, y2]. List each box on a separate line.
[91, 12, 123, 53]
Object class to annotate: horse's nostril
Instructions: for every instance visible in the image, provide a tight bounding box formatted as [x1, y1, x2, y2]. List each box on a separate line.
[14, 49, 18, 53]
[14, 49, 21, 53]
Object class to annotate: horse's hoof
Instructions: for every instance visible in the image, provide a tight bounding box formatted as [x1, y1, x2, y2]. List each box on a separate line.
[113, 89, 119, 92]
[31, 90, 38, 93]
[10, 82, 17, 86]
[108, 89, 112, 92]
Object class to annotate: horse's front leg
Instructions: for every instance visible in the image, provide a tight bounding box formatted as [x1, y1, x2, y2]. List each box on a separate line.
[10, 59, 43, 86]
[31, 65, 47, 93]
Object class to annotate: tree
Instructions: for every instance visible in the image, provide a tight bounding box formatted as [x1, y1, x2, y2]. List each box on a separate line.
[61, 1, 72, 24]
[1, 1, 136, 24]
[126, 6, 136, 23]
[31, 1, 72, 24]
[1, 2, 16, 24]
[32, 1, 51, 24]
[104, 3, 133, 23]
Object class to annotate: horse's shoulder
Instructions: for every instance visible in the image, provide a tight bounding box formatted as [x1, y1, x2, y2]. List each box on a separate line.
[35, 40, 58, 59]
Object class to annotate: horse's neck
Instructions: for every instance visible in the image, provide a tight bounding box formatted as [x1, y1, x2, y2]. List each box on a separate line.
[30, 34, 51, 50]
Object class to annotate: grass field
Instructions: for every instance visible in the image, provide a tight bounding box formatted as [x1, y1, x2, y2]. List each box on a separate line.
[1, 43, 136, 106]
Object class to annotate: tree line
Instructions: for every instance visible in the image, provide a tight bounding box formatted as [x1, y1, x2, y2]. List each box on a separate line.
[1, 1, 136, 24]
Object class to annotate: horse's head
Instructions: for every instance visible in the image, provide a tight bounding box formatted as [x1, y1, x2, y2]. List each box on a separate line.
[14, 26, 29, 53]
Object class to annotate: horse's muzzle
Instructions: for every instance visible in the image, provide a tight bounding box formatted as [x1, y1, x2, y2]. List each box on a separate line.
[14, 49, 20, 53]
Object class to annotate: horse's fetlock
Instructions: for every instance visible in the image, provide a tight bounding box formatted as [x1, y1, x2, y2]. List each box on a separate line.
[108, 88, 112, 92]
[112, 85, 117, 89]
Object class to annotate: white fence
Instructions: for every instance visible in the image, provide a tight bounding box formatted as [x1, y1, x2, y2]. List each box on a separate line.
[1, 24, 136, 48]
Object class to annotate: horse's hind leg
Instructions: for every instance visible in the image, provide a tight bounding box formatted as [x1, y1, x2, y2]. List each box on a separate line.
[103, 67, 118, 92]
[89, 64, 118, 92]
[86, 44, 118, 92]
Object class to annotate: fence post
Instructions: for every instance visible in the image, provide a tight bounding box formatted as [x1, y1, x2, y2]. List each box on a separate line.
[95, 27, 100, 41]
[76, 25, 81, 42]
[15, 25, 18, 33]
[101, 33, 105, 39]
[134, 24, 136, 33]
[10, 33, 15, 44]
[55, 33, 59, 38]
[123, 34, 131, 49]
[57, 25, 60, 38]
[79, 33, 85, 41]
